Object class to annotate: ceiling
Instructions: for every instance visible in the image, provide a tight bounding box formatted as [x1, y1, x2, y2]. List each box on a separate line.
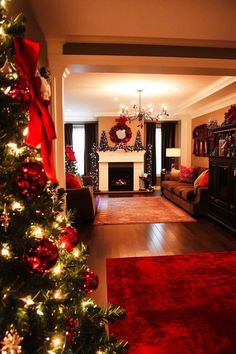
[25, 0, 236, 123]
[64, 73, 236, 122]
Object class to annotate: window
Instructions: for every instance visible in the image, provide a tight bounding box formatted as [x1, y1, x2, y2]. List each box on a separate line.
[155, 127, 162, 175]
[72, 125, 85, 175]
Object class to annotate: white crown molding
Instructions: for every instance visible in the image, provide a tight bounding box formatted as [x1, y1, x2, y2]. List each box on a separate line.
[174, 76, 236, 115]
[190, 92, 236, 118]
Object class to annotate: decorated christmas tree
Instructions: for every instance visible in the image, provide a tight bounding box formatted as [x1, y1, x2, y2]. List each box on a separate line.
[65, 146, 78, 175]
[134, 130, 145, 151]
[0, 2, 127, 353]
[99, 130, 109, 151]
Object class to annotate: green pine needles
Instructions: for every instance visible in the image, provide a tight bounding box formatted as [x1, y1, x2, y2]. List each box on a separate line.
[0, 1, 128, 353]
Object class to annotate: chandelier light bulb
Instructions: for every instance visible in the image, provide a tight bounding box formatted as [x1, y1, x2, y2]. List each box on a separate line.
[119, 89, 169, 127]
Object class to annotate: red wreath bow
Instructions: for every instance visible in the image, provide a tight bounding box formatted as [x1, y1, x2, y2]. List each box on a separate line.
[116, 116, 128, 125]
[13, 36, 58, 183]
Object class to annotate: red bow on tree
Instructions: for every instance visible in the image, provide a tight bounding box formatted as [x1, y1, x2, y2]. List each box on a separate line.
[65, 146, 76, 161]
[13, 36, 58, 183]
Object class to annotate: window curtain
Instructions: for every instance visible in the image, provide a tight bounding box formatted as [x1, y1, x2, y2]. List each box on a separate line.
[161, 122, 176, 171]
[64, 123, 73, 147]
[84, 123, 98, 176]
[145, 123, 156, 185]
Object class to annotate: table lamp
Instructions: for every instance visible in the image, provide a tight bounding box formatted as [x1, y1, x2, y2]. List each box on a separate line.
[166, 148, 181, 169]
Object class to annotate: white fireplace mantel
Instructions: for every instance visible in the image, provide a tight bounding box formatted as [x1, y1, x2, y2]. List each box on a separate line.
[98, 150, 146, 191]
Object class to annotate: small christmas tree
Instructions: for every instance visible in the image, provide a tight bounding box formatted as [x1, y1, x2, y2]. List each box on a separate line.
[0, 2, 127, 353]
[99, 130, 109, 151]
[65, 146, 78, 175]
[134, 130, 145, 151]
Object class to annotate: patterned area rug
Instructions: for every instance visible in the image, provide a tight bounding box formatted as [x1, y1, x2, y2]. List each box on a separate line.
[93, 196, 195, 225]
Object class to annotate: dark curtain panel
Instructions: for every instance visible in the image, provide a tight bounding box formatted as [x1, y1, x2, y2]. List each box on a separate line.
[161, 122, 176, 171]
[64, 124, 73, 147]
[145, 123, 156, 185]
[84, 123, 98, 175]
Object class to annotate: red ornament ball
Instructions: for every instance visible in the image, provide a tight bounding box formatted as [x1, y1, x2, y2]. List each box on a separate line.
[7, 82, 31, 109]
[60, 226, 79, 252]
[24, 238, 59, 273]
[83, 270, 99, 294]
[15, 162, 48, 198]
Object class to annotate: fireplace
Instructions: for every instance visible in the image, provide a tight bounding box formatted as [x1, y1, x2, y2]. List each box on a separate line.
[98, 151, 145, 191]
[109, 162, 134, 191]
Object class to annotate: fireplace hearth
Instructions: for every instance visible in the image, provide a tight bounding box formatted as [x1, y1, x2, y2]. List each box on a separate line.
[109, 162, 134, 191]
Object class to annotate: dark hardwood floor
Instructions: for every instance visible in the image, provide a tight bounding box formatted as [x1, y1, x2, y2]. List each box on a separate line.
[79, 194, 236, 307]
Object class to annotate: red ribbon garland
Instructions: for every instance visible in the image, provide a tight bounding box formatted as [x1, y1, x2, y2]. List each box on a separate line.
[13, 36, 58, 183]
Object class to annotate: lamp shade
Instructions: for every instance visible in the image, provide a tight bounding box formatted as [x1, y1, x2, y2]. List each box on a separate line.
[166, 148, 181, 157]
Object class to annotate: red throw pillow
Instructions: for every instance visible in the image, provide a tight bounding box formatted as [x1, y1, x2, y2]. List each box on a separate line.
[66, 173, 82, 189]
[198, 170, 209, 187]
[179, 165, 198, 183]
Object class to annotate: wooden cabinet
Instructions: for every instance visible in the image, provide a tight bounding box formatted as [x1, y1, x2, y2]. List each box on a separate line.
[208, 156, 236, 232]
[208, 124, 236, 231]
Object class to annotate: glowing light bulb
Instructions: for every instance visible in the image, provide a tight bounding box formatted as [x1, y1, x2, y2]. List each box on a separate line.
[1, 244, 10, 258]
[56, 215, 64, 223]
[60, 241, 66, 249]
[22, 296, 34, 307]
[33, 226, 43, 238]
[7, 143, 23, 156]
[12, 201, 24, 211]
[1, 0, 6, 7]
[51, 335, 63, 349]
[73, 249, 80, 258]
[7, 142, 17, 149]
[53, 264, 61, 275]
[53, 290, 62, 299]
[23, 127, 28, 137]
[36, 307, 44, 316]
[4, 86, 10, 94]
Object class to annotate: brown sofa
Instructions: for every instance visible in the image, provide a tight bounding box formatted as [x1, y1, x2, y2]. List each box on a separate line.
[66, 176, 98, 223]
[161, 168, 208, 216]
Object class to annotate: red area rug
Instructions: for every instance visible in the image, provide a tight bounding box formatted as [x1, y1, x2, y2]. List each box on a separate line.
[94, 196, 195, 225]
[107, 252, 236, 354]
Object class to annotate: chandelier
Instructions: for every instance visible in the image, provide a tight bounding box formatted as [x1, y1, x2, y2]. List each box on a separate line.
[120, 89, 169, 128]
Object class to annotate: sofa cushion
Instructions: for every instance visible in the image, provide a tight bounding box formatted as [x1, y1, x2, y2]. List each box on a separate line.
[179, 165, 198, 183]
[162, 180, 179, 192]
[66, 173, 82, 189]
[198, 170, 209, 187]
[194, 169, 209, 193]
[169, 168, 180, 181]
[172, 184, 195, 201]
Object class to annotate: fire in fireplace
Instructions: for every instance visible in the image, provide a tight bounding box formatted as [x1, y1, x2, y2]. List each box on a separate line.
[108, 162, 134, 191]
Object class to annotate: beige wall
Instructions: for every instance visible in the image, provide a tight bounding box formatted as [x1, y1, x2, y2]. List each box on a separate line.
[191, 106, 229, 168]
[98, 116, 145, 147]
[8, 0, 48, 67]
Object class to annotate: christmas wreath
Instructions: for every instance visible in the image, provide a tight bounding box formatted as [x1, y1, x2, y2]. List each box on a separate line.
[109, 116, 132, 144]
